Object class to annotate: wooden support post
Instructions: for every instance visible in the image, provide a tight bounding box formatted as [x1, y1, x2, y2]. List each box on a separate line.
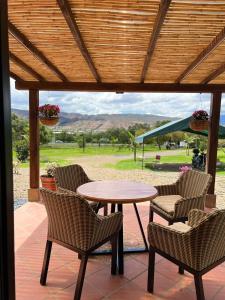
[0, 0, 16, 298]
[206, 92, 222, 196]
[28, 89, 40, 201]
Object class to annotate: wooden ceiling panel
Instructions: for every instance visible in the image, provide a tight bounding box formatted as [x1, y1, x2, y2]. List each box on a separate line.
[8, 0, 95, 82]
[145, 1, 225, 83]
[70, 0, 160, 82]
[10, 61, 36, 81]
[9, 35, 60, 82]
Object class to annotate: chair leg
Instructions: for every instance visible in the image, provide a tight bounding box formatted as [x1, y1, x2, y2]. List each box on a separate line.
[104, 204, 108, 216]
[147, 248, 155, 293]
[149, 207, 154, 223]
[40, 240, 52, 286]
[74, 255, 88, 300]
[111, 235, 118, 275]
[111, 204, 115, 214]
[194, 274, 205, 300]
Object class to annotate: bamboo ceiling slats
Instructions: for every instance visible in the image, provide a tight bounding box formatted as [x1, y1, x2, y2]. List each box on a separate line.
[75, 0, 160, 83]
[7, 0, 225, 86]
[10, 60, 37, 81]
[8, 0, 95, 82]
[9, 35, 61, 82]
[145, 0, 225, 83]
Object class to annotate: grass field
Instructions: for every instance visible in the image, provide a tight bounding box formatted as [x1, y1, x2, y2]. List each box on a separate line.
[15, 144, 158, 168]
[14, 144, 225, 175]
[105, 149, 225, 175]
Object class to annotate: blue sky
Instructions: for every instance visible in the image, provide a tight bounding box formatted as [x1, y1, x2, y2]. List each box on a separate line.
[10, 79, 221, 118]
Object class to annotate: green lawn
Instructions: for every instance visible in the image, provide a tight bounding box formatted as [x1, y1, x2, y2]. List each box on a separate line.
[14, 144, 158, 168]
[105, 149, 225, 175]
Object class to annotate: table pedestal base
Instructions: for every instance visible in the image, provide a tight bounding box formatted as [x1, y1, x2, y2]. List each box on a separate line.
[91, 203, 149, 275]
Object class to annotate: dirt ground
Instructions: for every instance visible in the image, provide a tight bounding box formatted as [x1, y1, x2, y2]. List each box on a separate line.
[13, 154, 225, 208]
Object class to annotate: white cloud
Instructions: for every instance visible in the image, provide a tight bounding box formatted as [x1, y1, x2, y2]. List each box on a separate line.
[10, 79, 225, 117]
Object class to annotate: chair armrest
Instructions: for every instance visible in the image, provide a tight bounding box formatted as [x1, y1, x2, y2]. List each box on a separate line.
[57, 187, 76, 195]
[154, 183, 177, 196]
[92, 212, 122, 247]
[188, 209, 208, 227]
[148, 222, 189, 248]
[148, 222, 191, 264]
[174, 195, 205, 218]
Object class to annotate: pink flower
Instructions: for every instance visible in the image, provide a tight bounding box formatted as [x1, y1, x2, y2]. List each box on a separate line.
[39, 104, 60, 118]
[179, 165, 192, 173]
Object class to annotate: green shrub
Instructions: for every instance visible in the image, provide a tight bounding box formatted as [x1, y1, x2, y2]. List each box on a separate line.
[15, 140, 29, 162]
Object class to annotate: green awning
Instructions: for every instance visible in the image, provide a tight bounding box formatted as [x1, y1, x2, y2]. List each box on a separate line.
[135, 116, 225, 143]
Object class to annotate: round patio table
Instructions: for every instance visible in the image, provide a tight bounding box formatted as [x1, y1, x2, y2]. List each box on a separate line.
[77, 180, 158, 274]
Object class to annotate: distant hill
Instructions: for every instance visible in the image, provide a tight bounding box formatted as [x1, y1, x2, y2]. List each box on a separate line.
[12, 108, 176, 132]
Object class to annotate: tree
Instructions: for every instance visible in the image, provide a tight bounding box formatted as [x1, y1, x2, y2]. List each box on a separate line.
[40, 125, 53, 144]
[11, 113, 28, 144]
[128, 131, 137, 161]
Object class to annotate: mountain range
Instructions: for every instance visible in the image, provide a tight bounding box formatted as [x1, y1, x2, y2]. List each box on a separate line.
[12, 108, 177, 132]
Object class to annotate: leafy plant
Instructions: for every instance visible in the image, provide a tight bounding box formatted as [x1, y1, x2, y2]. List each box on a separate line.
[44, 162, 59, 177]
[15, 140, 29, 162]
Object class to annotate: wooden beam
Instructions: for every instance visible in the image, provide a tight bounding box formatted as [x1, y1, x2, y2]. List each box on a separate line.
[15, 81, 225, 93]
[9, 52, 45, 81]
[0, 0, 15, 298]
[57, 0, 101, 83]
[8, 21, 69, 82]
[176, 27, 225, 83]
[206, 92, 222, 194]
[10, 71, 24, 82]
[29, 89, 40, 200]
[140, 0, 171, 83]
[201, 63, 225, 84]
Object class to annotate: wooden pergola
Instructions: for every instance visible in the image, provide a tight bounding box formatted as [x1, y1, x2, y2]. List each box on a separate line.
[7, 0, 225, 200]
[2, 0, 225, 297]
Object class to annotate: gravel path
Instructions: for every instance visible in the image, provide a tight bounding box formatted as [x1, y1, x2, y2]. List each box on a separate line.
[13, 153, 225, 208]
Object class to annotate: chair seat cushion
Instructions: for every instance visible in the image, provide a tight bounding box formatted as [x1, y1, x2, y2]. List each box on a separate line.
[169, 222, 191, 233]
[152, 195, 183, 214]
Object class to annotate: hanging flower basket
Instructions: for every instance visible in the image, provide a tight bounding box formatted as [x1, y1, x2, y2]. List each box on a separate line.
[39, 116, 59, 126]
[189, 110, 209, 131]
[39, 104, 60, 127]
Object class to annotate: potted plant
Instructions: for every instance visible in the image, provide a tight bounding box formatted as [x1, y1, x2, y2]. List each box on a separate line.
[40, 162, 58, 191]
[189, 110, 209, 131]
[39, 104, 60, 126]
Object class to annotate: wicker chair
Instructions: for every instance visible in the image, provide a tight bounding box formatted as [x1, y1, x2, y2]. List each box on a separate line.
[150, 170, 212, 225]
[40, 188, 122, 300]
[54, 164, 107, 214]
[147, 208, 225, 300]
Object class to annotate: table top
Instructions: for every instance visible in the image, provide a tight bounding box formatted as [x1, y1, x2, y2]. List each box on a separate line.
[76, 180, 158, 204]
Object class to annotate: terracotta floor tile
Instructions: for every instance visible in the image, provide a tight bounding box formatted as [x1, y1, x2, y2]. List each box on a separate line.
[14, 202, 225, 300]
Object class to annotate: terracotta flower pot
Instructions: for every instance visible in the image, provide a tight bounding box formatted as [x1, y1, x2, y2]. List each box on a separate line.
[39, 116, 59, 126]
[40, 175, 56, 191]
[189, 119, 208, 131]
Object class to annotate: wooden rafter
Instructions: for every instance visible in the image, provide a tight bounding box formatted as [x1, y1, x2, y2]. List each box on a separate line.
[8, 21, 68, 82]
[176, 27, 225, 83]
[57, 0, 101, 83]
[9, 52, 45, 81]
[201, 63, 225, 84]
[15, 81, 225, 93]
[140, 0, 171, 83]
[10, 71, 23, 82]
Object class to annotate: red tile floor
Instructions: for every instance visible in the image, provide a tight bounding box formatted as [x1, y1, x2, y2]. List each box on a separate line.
[15, 202, 225, 300]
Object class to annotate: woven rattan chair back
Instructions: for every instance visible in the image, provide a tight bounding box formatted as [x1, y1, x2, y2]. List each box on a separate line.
[177, 170, 211, 198]
[40, 188, 99, 251]
[190, 209, 225, 271]
[54, 164, 91, 192]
